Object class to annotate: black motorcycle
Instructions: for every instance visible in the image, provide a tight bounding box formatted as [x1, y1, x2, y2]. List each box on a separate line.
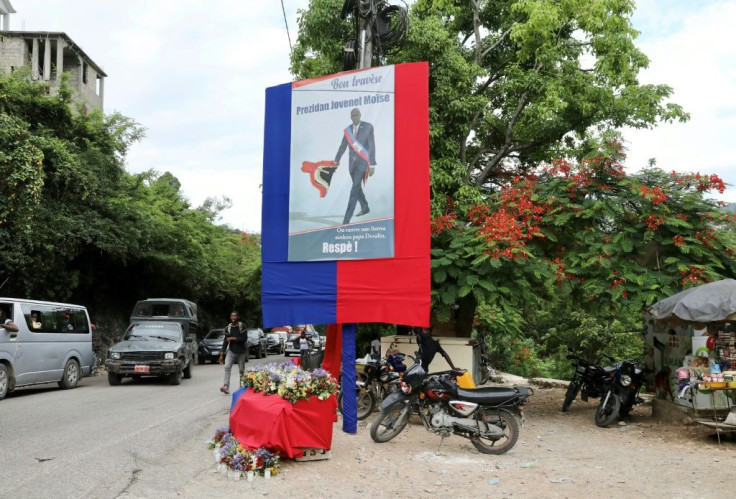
[594, 359, 645, 427]
[561, 352, 617, 412]
[369, 360, 533, 454]
[337, 353, 405, 420]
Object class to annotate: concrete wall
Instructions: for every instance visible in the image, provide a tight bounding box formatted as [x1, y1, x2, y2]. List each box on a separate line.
[0, 34, 103, 111]
[0, 36, 27, 75]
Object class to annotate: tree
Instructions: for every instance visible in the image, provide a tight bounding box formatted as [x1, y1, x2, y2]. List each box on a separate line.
[431, 141, 736, 338]
[291, 0, 691, 335]
[0, 70, 263, 332]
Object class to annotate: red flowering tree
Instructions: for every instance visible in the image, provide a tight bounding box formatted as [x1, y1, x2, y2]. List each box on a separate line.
[432, 141, 736, 338]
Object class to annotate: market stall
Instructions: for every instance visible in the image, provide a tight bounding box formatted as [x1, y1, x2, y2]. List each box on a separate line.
[646, 279, 736, 416]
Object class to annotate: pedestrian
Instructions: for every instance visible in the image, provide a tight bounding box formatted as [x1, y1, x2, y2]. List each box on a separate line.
[414, 327, 459, 372]
[218, 311, 248, 394]
[370, 335, 381, 361]
[299, 331, 313, 357]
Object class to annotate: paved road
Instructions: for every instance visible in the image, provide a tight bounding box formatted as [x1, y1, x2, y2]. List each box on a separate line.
[0, 354, 286, 498]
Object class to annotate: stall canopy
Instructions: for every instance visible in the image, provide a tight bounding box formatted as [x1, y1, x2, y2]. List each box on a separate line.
[648, 279, 736, 325]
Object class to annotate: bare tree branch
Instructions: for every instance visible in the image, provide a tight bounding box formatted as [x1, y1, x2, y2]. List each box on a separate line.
[480, 27, 512, 59]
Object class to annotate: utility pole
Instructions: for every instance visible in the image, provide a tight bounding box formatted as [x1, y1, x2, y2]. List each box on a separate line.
[358, 0, 373, 69]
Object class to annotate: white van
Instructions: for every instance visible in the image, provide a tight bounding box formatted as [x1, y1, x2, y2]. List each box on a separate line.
[0, 298, 94, 400]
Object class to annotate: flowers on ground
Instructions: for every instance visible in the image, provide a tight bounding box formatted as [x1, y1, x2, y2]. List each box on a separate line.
[242, 362, 338, 403]
[207, 427, 280, 476]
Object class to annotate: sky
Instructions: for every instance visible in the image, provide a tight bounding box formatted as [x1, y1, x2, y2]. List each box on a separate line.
[6, 0, 735, 231]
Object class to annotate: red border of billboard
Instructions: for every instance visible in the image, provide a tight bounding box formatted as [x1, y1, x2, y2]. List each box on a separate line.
[336, 62, 430, 326]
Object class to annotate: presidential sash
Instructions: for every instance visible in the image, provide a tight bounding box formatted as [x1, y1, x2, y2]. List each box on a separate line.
[344, 126, 372, 184]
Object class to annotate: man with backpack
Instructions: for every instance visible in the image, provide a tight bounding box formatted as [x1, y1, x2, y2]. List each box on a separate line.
[218, 311, 248, 394]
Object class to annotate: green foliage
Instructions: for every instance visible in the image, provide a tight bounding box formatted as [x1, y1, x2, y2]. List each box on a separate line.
[0, 72, 261, 330]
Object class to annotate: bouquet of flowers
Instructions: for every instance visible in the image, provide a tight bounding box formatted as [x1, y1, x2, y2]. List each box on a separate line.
[242, 362, 338, 404]
[207, 426, 232, 449]
[207, 427, 281, 477]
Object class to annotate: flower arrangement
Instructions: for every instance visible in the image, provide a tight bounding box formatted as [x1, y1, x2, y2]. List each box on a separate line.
[207, 427, 280, 477]
[242, 361, 338, 403]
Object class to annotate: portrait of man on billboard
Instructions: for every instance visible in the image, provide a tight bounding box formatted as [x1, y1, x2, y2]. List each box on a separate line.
[334, 107, 376, 225]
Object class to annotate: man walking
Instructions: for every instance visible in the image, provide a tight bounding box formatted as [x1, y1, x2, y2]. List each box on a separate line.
[334, 107, 377, 225]
[218, 311, 248, 394]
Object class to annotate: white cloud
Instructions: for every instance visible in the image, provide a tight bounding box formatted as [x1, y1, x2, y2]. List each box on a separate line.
[625, 0, 736, 201]
[11, 0, 309, 231]
[11, 0, 734, 232]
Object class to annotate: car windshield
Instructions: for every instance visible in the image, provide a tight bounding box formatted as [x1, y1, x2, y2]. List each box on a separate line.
[266, 333, 279, 340]
[205, 330, 225, 340]
[125, 323, 181, 341]
[247, 330, 261, 340]
[287, 333, 301, 341]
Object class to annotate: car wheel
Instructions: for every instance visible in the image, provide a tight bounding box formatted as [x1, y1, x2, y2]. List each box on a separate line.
[0, 364, 9, 400]
[198, 356, 206, 365]
[108, 372, 122, 386]
[58, 359, 80, 389]
[169, 369, 183, 386]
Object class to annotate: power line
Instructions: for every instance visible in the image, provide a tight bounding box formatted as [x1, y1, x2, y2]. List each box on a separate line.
[280, 0, 293, 52]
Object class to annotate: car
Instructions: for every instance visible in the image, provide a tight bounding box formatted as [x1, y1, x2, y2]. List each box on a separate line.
[265, 332, 285, 355]
[247, 328, 267, 359]
[130, 298, 198, 338]
[284, 327, 321, 357]
[198, 328, 225, 364]
[105, 321, 196, 386]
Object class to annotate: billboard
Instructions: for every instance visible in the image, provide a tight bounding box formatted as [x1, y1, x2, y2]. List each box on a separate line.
[289, 66, 395, 261]
[261, 62, 430, 328]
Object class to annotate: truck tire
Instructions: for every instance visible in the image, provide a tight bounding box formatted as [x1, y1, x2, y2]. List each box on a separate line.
[108, 372, 122, 386]
[169, 369, 183, 385]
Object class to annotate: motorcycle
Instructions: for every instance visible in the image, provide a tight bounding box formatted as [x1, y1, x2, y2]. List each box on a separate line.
[561, 352, 617, 412]
[337, 352, 406, 420]
[594, 359, 645, 427]
[370, 359, 533, 454]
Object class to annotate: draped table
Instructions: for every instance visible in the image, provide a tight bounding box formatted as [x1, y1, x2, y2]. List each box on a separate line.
[229, 389, 337, 459]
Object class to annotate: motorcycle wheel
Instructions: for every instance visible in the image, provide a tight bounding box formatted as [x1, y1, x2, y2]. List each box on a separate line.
[561, 378, 582, 412]
[337, 387, 377, 420]
[370, 400, 411, 443]
[594, 392, 621, 428]
[470, 408, 519, 455]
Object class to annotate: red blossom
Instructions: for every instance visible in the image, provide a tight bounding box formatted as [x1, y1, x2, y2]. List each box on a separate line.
[431, 213, 457, 235]
[672, 235, 685, 247]
[645, 215, 663, 230]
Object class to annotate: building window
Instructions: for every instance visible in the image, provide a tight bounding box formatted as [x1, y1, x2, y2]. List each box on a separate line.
[82, 61, 87, 84]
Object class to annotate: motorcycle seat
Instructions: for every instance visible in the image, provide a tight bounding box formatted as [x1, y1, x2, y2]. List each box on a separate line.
[456, 386, 519, 405]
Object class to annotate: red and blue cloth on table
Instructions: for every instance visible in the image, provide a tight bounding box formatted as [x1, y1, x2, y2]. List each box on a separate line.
[229, 390, 338, 459]
[260, 62, 431, 328]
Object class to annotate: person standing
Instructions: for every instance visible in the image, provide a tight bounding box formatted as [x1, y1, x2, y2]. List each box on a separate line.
[299, 331, 313, 357]
[414, 327, 458, 372]
[370, 335, 381, 361]
[334, 108, 377, 225]
[218, 311, 248, 394]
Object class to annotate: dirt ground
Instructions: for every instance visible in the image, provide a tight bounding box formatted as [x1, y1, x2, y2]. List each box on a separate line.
[183, 377, 736, 498]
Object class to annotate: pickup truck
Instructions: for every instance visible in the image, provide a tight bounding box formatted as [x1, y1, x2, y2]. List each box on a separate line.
[105, 321, 197, 386]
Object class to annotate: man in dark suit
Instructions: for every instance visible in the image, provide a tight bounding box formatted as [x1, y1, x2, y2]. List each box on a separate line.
[334, 108, 377, 225]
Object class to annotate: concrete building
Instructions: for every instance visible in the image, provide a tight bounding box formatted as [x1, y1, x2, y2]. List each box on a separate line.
[0, 0, 106, 111]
